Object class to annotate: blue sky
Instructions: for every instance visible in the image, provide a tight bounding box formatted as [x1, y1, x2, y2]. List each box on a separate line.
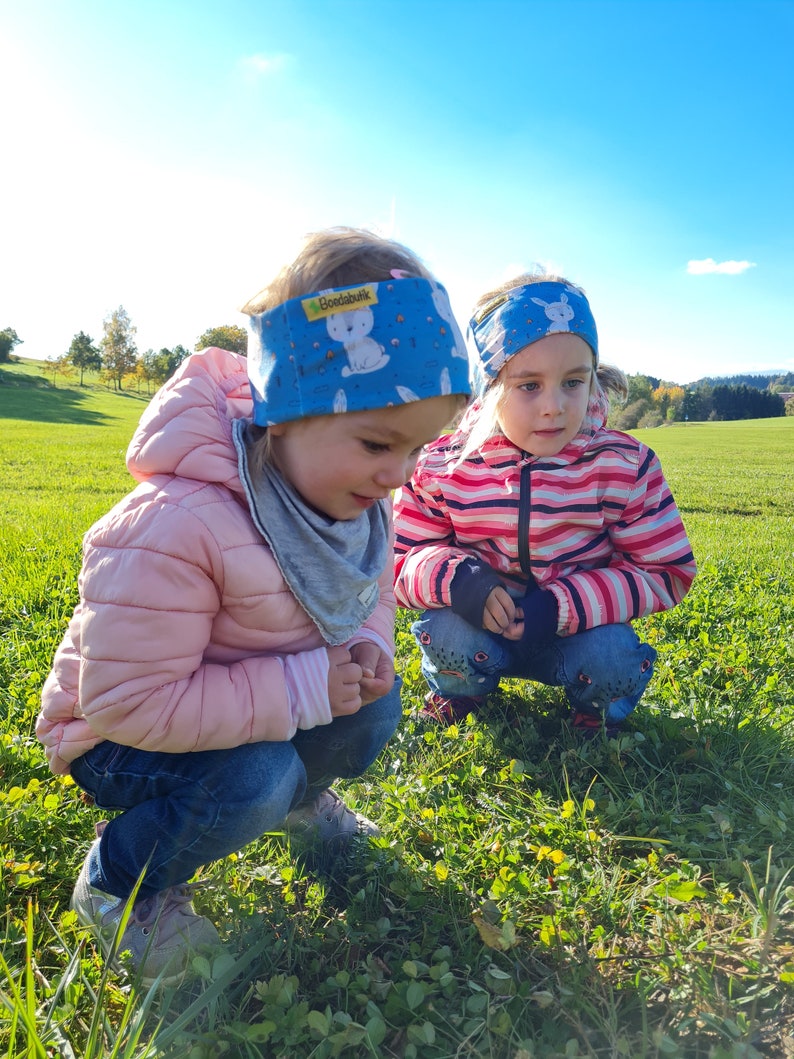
[2, 0, 792, 383]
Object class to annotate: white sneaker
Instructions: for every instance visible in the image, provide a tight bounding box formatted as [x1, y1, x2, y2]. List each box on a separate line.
[285, 788, 379, 857]
[71, 840, 220, 986]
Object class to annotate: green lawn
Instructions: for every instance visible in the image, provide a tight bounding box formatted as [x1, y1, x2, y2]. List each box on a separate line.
[1, 359, 793, 1058]
[630, 418, 793, 566]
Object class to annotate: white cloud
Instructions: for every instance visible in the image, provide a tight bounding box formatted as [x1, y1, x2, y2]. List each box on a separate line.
[687, 258, 757, 275]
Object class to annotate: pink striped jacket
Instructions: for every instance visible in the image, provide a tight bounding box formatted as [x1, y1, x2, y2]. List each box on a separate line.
[393, 395, 696, 636]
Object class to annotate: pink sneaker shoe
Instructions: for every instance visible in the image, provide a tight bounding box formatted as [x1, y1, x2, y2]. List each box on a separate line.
[420, 692, 484, 725]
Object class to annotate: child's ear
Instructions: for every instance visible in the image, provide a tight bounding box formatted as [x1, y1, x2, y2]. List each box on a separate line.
[267, 423, 287, 436]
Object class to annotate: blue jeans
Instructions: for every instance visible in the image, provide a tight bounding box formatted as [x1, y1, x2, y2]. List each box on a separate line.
[413, 610, 656, 723]
[70, 680, 402, 901]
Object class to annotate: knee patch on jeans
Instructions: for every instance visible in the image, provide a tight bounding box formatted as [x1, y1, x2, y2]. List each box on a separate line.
[412, 610, 507, 696]
[560, 625, 657, 711]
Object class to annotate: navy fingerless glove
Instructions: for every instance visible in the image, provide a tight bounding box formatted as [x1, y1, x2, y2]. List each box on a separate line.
[518, 589, 559, 646]
[449, 559, 504, 629]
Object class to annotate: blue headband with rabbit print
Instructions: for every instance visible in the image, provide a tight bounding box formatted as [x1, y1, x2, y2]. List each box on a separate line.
[467, 281, 599, 396]
[246, 276, 471, 426]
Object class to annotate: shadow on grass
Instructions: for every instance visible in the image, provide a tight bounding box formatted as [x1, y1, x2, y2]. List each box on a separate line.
[481, 685, 794, 885]
[0, 372, 148, 424]
[0, 383, 107, 425]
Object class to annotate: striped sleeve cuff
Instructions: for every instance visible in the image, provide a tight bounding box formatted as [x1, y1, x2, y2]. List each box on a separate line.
[284, 647, 332, 730]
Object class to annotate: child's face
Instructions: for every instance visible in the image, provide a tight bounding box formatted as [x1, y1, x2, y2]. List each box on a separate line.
[495, 333, 594, 456]
[269, 394, 459, 520]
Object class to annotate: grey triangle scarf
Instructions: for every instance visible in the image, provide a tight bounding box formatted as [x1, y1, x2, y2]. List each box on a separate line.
[232, 419, 389, 645]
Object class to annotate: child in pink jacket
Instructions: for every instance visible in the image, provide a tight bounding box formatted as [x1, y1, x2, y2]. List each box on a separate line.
[37, 227, 469, 985]
[394, 272, 696, 732]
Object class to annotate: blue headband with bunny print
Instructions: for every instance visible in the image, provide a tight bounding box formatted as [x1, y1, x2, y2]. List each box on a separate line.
[467, 281, 599, 396]
[246, 276, 471, 426]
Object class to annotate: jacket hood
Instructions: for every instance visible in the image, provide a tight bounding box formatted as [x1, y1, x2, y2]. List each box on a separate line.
[126, 347, 253, 494]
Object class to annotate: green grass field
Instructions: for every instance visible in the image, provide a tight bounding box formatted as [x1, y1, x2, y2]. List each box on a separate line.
[1, 358, 793, 1058]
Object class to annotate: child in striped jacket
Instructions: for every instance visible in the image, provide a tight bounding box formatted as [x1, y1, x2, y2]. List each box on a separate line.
[393, 272, 696, 735]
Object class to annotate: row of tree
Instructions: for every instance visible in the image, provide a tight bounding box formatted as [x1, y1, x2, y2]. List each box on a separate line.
[692, 370, 794, 393]
[62, 308, 248, 392]
[1, 309, 248, 392]
[608, 374, 791, 430]
[3, 314, 793, 422]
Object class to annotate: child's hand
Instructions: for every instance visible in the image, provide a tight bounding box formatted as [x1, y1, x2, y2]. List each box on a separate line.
[326, 645, 365, 716]
[483, 586, 524, 640]
[350, 642, 395, 704]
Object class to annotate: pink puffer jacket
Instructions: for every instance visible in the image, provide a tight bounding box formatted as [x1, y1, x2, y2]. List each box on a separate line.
[36, 348, 395, 775]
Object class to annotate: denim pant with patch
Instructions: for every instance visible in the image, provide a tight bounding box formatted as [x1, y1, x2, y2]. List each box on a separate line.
[70, 680, 402, 901]
[413, 609, 656, 723]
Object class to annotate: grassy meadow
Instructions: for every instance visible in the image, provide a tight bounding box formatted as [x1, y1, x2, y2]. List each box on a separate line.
[1, 357, 793, 1059]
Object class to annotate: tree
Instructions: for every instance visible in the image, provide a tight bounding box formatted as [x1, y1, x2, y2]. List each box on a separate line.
[122, 359, 151, 394]
[66, 331, 102, 385]
[626, 374, 655, 405]
[652, 384, 686, 422]
[770, 372, 794, 392]
[100, 306, 138, 390]
[159, 344, 190, 379]
[680, 386, 712, 422]
[0, 327, 23, 363]
[45, 355, 76, 387]
[195, 325, 247, 356]
[142, 345, 191, 391]
[611, 398, 652, 431]
[140, 348, 160, 394]
[637, 409, 665, 429]
[710, 384, 785, 421]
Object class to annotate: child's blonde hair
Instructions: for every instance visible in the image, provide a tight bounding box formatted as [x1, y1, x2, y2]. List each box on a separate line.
[240, 226, 435, 316]
[241, 227, 465, 472]
[458, 271, 628, 461]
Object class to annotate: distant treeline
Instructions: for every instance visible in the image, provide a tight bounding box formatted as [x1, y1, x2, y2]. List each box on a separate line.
[5, 314, 793, 430]
[609, 372, 792, 431]
[1, 309, 248, 393]
[690, 371, 794, 391]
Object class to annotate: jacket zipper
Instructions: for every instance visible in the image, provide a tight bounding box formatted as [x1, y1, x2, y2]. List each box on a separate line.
[517, 462, 532, 575]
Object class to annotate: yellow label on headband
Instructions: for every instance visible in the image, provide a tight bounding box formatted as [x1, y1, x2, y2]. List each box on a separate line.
[301, 284, 379, 321]
[472, 293, 509, 325]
